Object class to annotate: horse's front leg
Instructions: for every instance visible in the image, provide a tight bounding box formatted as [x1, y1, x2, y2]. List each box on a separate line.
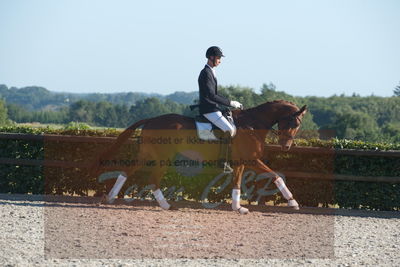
[251, 159, 299, 210]
[231, 164, 249, 214]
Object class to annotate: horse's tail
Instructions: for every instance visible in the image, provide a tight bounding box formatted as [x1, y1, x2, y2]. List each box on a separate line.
[113, 118, 149, 149]
[90, 118, 150, 176]
[104, 118, 150, 157]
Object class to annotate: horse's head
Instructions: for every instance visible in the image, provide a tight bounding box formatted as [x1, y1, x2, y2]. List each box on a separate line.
[277, 105, 307, 151]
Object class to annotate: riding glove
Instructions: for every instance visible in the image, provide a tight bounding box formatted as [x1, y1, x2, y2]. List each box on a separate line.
[230, 100, 243, 109]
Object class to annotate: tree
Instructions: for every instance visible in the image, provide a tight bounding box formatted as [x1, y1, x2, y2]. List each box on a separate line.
[0, 99, 9, 125]
[382, 123, 400, 143]
[129, 97, 185, 122]
[327, 110, 380, 141]
[394, 82, 400, 96]
[296, 112, 319, 139]
[69, 100, 95, 124]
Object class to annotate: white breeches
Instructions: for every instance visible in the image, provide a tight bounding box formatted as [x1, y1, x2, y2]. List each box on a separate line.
[203, 111, 236, 137]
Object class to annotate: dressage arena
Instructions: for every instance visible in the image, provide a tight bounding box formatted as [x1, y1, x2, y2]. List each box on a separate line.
[0, 194, 399, 266]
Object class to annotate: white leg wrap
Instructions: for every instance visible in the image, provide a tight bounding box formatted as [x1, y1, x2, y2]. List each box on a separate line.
[232, 189, 241, 210]
[274, 177, 293, 200]
[153, 189, 171, 210]
[107, 174, 127, 203]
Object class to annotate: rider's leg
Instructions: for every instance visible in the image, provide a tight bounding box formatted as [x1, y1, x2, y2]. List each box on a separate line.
[203, 111, 236, 172]
[217, 131, 233, 172]
[203, 111, 236, 137]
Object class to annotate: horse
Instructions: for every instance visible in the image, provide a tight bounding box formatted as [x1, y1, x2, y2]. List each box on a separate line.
[92, 100, 307, 214]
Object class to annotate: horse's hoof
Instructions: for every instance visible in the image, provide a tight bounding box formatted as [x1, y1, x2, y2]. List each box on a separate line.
[288, 199, 299, 210]
[168, 205, 179, 211]
[99, 194, 107, 204]
[237, 206, 249, 215]
[291, 205, 300, 210]
[163, 204, 178, 210]
[100, 194, 114, 204]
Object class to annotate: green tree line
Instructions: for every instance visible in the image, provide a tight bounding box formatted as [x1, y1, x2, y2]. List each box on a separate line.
[0, 84, 197, 110]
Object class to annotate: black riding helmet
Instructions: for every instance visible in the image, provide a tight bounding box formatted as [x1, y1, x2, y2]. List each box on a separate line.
[206, 46, 225, 58]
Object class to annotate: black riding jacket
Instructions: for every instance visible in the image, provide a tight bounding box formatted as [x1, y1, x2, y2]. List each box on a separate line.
[198, 65, 230, 114]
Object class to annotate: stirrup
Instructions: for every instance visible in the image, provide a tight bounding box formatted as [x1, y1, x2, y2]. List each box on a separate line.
[222, 162, 233, 173]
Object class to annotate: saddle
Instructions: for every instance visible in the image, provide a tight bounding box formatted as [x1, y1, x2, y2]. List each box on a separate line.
[190, 104, 235, 173]
[194, 115, 219, 140]
[190, 105, 235, 141]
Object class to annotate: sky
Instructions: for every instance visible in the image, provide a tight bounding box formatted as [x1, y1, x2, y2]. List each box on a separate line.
[0, 0, 399, 97]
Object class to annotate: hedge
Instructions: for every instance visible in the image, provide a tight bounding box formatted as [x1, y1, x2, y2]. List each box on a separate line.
[0, 125, 399, 211]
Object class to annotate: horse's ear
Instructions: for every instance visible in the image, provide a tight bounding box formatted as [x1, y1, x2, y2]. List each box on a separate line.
[294, 105, 307, 117]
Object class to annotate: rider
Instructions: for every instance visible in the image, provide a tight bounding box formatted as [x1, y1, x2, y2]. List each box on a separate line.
[198, 46, 243, 172]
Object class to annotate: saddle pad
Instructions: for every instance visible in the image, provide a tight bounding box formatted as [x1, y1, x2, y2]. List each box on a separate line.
[195, 121, 218, 141]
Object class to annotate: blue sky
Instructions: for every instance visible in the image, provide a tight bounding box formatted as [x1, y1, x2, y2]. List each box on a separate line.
[0, 0, 399, 96]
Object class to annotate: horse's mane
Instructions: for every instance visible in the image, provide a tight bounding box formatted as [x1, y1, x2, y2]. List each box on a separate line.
[246, 99, 298, 113]
[265, 99, 297, 107]
[234, 99, 298, 128]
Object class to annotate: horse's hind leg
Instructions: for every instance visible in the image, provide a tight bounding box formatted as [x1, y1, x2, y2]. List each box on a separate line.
[102, 164, 171, 209]
[105, 172, 127, 203]
[148, 165, 172, 210]
[103, 153, 173, 209]
[102, 165, 141, 204]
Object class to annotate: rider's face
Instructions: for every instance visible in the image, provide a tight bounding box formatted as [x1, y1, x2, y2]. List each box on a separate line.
[208, 56, 222, 67]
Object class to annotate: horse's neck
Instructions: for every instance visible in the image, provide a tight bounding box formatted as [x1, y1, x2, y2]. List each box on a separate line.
[236, 103, 281, 130]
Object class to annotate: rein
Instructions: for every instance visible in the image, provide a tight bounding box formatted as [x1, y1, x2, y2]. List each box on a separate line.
[234, 109, 274, 142]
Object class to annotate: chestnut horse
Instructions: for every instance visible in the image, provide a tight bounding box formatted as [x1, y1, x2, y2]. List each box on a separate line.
[94, 100, 307, 214]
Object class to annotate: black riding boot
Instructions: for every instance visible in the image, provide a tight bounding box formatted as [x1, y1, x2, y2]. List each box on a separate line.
[217, 132, 233, 173]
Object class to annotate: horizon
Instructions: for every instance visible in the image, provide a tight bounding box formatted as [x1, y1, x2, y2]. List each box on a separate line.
[1, 0, 399, 97]
[1, 82, 396, 98]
